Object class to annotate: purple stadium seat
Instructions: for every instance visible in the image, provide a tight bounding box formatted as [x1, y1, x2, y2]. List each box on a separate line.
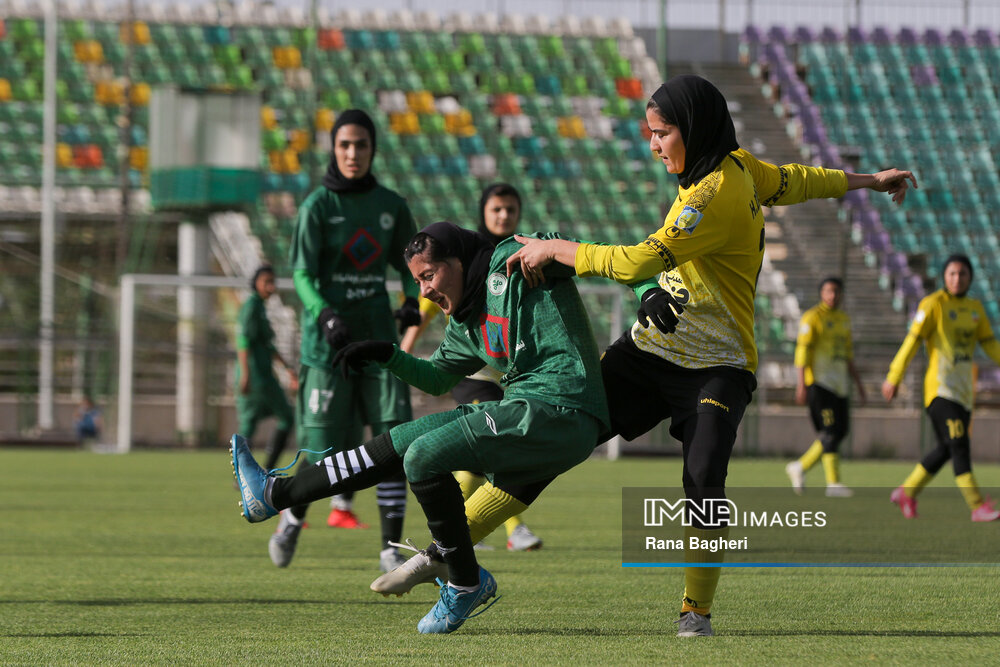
[947, 28, 969, 47]
[923, 28, 944, 46]
[743, 25, 763, 44]
[887, 251, 908, 275]
[819, 26, 841, 43]
[793, 26, 816, 43]
[846, 26, 867, 44]
[768, 25, 789, 44]
[871, 26, 892, 45]
[897, 27, 918, 45]
[973, 29, 997, 47]
[903, 274, 924, 299]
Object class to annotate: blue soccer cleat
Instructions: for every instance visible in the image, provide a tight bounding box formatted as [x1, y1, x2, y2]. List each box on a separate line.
[230, 434, 278, 523]
[417, 566, 499, 634]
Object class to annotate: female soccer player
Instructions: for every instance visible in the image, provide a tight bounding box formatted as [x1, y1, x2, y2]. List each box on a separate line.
[399, 183, 543, 552]
[233, 222, 609, 634]
[883, 254, 1000, 522]
[505, 74, 916, 636]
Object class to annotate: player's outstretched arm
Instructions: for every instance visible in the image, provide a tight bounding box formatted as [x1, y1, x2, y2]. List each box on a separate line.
[845, 169, 918, 204]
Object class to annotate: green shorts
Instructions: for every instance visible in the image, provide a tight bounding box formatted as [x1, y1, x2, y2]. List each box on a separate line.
[389, 398, 600, 486]
[236, 380, 293, 435]
[298, 363, 412, 461]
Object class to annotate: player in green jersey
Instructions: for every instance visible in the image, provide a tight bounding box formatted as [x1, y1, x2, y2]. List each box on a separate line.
[235, 265, 297, 471]
[232, 221, 608, 634]
[272, 109, 422, 572]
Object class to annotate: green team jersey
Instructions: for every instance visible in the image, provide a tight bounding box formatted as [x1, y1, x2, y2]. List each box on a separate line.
[388, 234, 610, 429]
[290, 184, 419, 368]
[235, 292, 278, 390]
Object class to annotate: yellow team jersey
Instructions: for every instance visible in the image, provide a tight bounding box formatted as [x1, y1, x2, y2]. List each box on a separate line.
[794, 302, 854, 397]
[575, 149, 848, 372]
[416, 297, 504, 385]
[886, 289, 1000, 410]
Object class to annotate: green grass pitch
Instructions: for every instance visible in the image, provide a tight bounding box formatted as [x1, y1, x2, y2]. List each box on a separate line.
[3, 448, 999, 665]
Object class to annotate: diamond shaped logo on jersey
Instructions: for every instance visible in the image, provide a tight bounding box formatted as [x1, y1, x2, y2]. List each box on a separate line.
[343, 228, 382, 271]
[480, 314, 510, 359]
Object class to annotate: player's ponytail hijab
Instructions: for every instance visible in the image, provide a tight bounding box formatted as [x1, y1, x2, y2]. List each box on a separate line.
[649, 75, 739, 188]
[323, 109, 378, 193]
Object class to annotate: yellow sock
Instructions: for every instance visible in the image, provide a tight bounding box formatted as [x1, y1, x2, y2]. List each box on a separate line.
[821, 453, 840, 484]
[681, 526, 728, 616]
[955, 472, 985, 510]
[799, 441, 824, 472]
[902, 464, 933, 498]
[454, 471, 486, 502]
[465, 482, 528, 544]
[504, 514, 524, 536]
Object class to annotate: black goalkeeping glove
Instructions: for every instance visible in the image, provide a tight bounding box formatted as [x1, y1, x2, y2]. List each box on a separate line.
[394, 296, 421, 335]
[636, 287, 684, 334]
[317, 307, 351, 349]
[332, 340, 395, 378]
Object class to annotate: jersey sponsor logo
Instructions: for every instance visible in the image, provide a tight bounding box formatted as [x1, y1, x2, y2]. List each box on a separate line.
[379, 212, 394, 230]
[328, 215, 346, 225]
[343, 228, 382, 270]
[487, 272, 508, 296]
[484, 411, 498, 435]
[480, 314, 510, 359]
[674, 205, 703, 233]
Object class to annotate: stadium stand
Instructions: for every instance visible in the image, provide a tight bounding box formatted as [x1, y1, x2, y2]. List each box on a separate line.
[1, 4, 927, 430]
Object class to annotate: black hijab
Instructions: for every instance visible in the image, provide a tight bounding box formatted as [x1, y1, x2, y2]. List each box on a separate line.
[420, 221, 494, 325]
[650, 75, 739, 189]
[477, 182, 523, 246]
[322, 109, 378, 193]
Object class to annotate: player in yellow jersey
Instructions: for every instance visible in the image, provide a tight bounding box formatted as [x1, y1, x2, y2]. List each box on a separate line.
[399, 183, 543, 552]
[785, 277, 866, 497]
[882, 255, 1000, 522]
[504, 75, 916, 637]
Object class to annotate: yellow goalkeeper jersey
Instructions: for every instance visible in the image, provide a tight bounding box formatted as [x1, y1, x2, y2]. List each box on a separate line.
[886, 289, 1000, 410]
[794, 302, 854, 397]
[574, 148, 847, 372]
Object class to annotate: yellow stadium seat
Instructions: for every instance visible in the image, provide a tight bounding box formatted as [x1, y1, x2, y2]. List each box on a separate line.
[314, 108, 335, 133]
[268, 150, 285, 173]
[129, 82, 150, 107]
[445, 109, 475, 136]
[557, 116, 587, 139]
[273, 46, 302, 69]
[260, 106, 278, 130]
[406, 90, 435, 115]
[0, 78, 10, 102]
[390, 111, 420, 135]
[96, 80, 125, 106]
[120, 21, 151, 45]
[281, 149, 300, 174]
[289, 129, 310, 153]
[57, 143, 74, 168]
[129, 146, 148, 170]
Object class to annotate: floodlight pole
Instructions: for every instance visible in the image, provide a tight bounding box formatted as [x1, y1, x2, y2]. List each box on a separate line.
[657, 0, 667, 78]
[39, 0, 58, 430]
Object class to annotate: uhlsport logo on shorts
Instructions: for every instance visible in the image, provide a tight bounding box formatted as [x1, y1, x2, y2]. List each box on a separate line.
[487, 272, 507, 295]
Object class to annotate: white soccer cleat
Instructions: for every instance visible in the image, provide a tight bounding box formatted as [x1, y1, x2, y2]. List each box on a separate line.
[676, 611, 714, 637]
[269, 511, 302, 568]
[785, 460, 805, 495]
[379, 547, 408, 573]
[825, 482, 853, 497]
[506, 524, 543, 551]
[370, 539, 449, 597]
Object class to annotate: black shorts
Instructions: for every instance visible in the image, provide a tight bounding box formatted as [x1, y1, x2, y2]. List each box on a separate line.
[926, 397, 971, 446]
[807, 384, 849, 437]
[601, 334, 756, 442]
[451, 377, 504, 405]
